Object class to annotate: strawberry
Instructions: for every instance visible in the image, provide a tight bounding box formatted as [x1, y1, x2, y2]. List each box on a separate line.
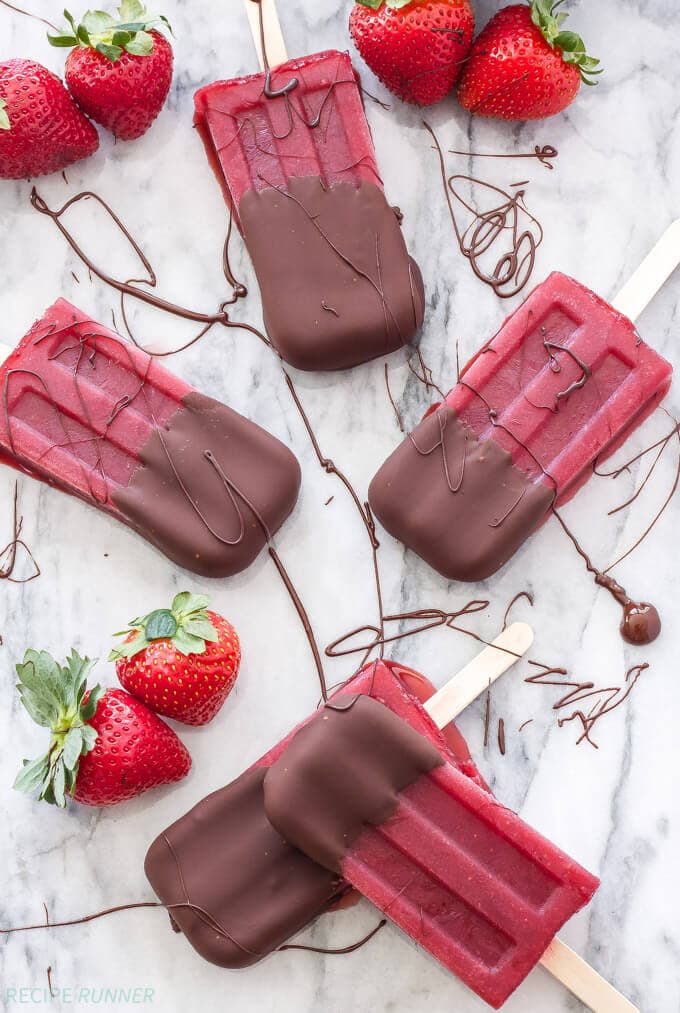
[0, 59, 98, 179]
[13, 649, 191, 808]
[349, 0, 474, 106]
[457, 1, 601, 121]
[48, 1, 173, 140]
[110, 592, 241, 726]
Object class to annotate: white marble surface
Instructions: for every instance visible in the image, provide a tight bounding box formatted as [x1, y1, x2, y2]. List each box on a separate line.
[1, 1, 680, 1011]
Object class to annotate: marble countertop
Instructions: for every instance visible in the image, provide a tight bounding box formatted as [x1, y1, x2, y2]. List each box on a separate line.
[1, 1, 679, 1010]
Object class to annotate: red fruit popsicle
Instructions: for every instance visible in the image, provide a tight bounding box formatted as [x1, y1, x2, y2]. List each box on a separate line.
[194, 28, 425, 370]
[0, 300, 300, 576]
[264, 693, 599, 1010]
[144, 658, 495, 969]
[369, 271, 673, 582]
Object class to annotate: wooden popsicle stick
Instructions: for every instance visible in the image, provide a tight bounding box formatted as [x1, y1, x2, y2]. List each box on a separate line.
[244, 0, 288, 72]
[422, 627, 639, 1013]
[0, 342, 13, 367]
[541, 940, 639, 1013]
[423, 622, 533, 728]
[611, 219, 680, 322]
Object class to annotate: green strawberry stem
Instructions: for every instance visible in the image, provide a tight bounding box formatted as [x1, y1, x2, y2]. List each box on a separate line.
[109, 591, 219, 661]
[47, 1, 173, 63]
[0, 98, 9, 131]
[13, 649, 104, 808]
[530, 0, 602, 85]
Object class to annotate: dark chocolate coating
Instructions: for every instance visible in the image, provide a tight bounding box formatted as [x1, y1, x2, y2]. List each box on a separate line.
[263, 695, 443, 873]
[144, 768, 343, 968]
[369, 406, 554, 582]
[239, 178, 425, 371]
[114, 392, 301, 578]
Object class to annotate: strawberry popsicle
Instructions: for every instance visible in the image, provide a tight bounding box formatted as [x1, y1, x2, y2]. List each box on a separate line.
[369, 272, 673, 582]
[0, 299, 300, 576]
[144, 659, 487, 968]
[194, 49, 425, 371]
[263, 693, 599, 1010]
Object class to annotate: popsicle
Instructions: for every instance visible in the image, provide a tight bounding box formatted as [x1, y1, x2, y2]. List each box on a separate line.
[369, 225, 680, 582]
[193, 0, 425, 372]
[264, 694, 599, 1010]
[0, 299, 301, 576]
[146, 633, 636, 1011]
[144, 626, 530, 967]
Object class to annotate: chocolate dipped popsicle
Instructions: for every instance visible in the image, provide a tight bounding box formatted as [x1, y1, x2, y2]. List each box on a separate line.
[264, 694, 599, 1009]
[369, 271, 673, 582]
[194, 20, 425, 371]
[144, 660, 481, 967]
[0, 299, 300, 577]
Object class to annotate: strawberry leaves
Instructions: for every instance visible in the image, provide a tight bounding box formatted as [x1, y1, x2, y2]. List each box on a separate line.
[529, 0, 601, 84]
[109, 592, 219, 661]
[14, 649, 104, 808]
[48, 2, 172, 63]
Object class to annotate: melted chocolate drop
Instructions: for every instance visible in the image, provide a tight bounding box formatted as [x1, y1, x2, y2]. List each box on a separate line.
[620, 601, 661, 646]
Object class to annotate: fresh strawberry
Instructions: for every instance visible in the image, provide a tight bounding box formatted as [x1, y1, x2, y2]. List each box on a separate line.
[349, 0, 474, 106]
[48, 2, 173, 140]
[0, 59, 98, 179]
[457, 0, 601, 121]
[110, 592, 241, 726]
[13, 649, 190, 808]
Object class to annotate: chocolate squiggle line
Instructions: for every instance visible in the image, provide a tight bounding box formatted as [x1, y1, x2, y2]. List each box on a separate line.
[325, 602, 490, 660]
[448, 145, 559, 171]
[279, 919, 386, 954]
[424, 121, 543, 299]
[0, 482, 40, 583]
[29, 189, 270, 351]
[501, 591, 534, 631]
[0, 0, 59, 31]
[526, 660, 650, 749]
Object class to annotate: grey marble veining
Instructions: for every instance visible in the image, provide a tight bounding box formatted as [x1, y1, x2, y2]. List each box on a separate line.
[1, 1, 679, 1011]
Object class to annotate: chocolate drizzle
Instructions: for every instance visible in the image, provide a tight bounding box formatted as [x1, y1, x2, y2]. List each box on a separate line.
[0, 0, 59, 31]
[551, 508, 661, 646]
[448, 145, 559, 171]
[0, 482, 40, 583]
[424, 122, 544, 298]
[29, 189, 269, 352]
[525, 660, 650, 749]
[279, 918, 386, 954]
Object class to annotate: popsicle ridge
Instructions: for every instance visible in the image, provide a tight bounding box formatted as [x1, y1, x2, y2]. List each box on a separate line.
[0, 300, 301, 576]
